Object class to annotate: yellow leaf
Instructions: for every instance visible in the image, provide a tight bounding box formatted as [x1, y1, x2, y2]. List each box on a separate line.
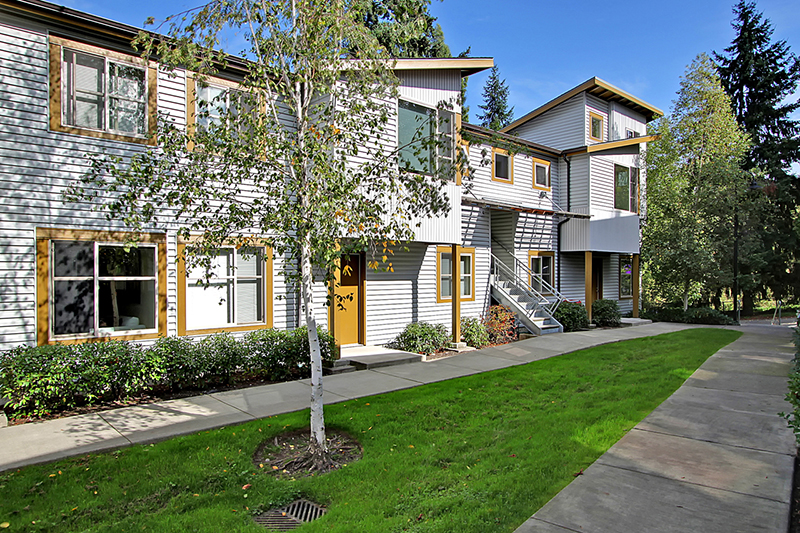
[382, 255, 387, 262]
[49, 474, 56, 478]
[193, 494, 199, 497]
[242, 484, 251, 490]
[272, 466, 279, 470]
[409, 445, 415, 448]
[1, 522, 10, 528]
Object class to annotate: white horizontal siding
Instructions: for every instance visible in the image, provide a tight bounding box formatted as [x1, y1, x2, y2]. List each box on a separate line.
[559, 252, 586, 304]
[510, 94, 585, 151]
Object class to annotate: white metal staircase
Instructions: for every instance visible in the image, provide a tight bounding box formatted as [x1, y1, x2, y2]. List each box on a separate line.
[489, 247, 565, 336]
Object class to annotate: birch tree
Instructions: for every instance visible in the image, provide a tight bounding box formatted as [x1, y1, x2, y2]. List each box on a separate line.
[67, 0, 460, 470]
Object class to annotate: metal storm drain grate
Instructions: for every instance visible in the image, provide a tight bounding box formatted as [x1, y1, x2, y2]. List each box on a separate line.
[253, 499, 327, 530]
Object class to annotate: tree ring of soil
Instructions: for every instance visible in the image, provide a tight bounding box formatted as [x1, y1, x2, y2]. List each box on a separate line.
[253, 428, 362, 478]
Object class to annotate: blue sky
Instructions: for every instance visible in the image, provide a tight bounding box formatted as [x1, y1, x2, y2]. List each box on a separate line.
[56, 0, 799, 122]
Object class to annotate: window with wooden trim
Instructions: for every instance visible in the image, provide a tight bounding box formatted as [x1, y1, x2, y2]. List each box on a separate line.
[437, 246, 476, 302]
[492, 147, 513, 183]
[178, 243, 273, 335]
[626, 128, 640, 139]
[532, 157, 551, 190]
[528, 251, 554, 294]
[36, 229, 166, 344]
[398, 99, 454, 176]
[589, 111, 604, 142]
[49, 37, 157, 144]
[619, 255, 633, 298]
[614, 164, 640, 212]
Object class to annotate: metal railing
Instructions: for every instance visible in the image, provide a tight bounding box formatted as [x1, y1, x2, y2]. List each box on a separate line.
[489, 240, 566, 316]
[489, 252, 564, 324]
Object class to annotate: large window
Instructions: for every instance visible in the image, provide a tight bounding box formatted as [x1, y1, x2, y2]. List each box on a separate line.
[614, 164, 640, 212]
[437, 246, 475, 303]
[50, 37, 156, 144]
[36, 229, 166, 344]
[492, 147, 513, 183]
[195, 82, 255, 134]
[179, 244, 273, 334]
[398, 99, 454, 176]
[529, 251, 554, 294]
[619, 255, 633, 298]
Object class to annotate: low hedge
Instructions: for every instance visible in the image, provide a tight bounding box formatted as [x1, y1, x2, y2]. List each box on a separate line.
[0, 327, 337, 420]
[592, 299, 622, 327]
[387, 322, 449, 355]
[554, 301, 590, 332]
[641, 307, 735, 325]
[781, 329, 800, 445]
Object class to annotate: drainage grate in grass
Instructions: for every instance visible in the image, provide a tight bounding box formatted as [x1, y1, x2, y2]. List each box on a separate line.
[253, 499, 327, 530]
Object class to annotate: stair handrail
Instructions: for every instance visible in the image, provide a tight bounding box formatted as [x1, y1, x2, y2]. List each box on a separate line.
[490, 240, 566, 312]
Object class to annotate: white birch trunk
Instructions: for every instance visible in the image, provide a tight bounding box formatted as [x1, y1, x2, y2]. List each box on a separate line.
[301, 238, 327, 452]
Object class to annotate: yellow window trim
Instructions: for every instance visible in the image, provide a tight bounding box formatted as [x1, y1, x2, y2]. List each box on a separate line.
[619, 254, 634, 300]
[436, 245, 476, 303]
[491, 147, 513, 184]
[531, 156, 551, 191]
[528, 250, 555, 295]
[48, 36, 158, 146]
[35, 227, 167, 346]
[588, 111, 604, 142]
[176, 242, 274, 336]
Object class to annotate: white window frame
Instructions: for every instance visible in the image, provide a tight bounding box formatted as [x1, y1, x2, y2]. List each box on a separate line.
[619, 255, 633, 299]
[397, 98, 455, 178]
[532, 157, 551, 190]
[529, 251, 554, 295]
[185, 246, 267, 329]
[437, 246, 475, 302]
[614, 164, 640, 213]
[61, 47, 148, 137]
[49, 240, 159, 340]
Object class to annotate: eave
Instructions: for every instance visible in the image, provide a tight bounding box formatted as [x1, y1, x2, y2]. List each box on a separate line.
[392, 58, 494, 77]
[462, 123, 561, 158]
[562, 135, 660, 157]
[462, 197, 591, 219]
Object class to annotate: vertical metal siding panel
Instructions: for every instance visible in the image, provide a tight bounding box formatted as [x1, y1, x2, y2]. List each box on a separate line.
[398, 71, 460, 110]
[559, 253, 586, 303]
[609, 103, 646, 141]
[509, 94, 585, 151]
[569, 155, 590, 212]
[591, 156, 615, 212]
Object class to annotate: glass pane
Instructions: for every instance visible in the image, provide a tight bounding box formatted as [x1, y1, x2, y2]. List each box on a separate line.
[440, 253, 452, 276]
[237, 278, 263, 323]
[109, 63, 145, 100]
[74, 51, 104, 93]
[236, 247, 263, 277]
[99, 246, 155, 277]
[591, 116, 602, 139]
[542, 256, 553, 287]
[495, 154, 509, 180]
[460, 255, 471, 276]
[536, 164, 548, 187]
[440, 276, 452, 298]
[109, 99, 146, 134]
[630, 168, 639, 213]
[398, 100, 432, 174]
[187, 249, 234, 280]
[197, 85, 226, 129]
[74, 93, 104, 129]
[98, 280, 156, 330]
[53, 279, 94, 335]
[185, 280, 234, 329]
[620, 259, 633, 297]
[53, 241, 94, 277]
[615, 165, 630, 210]
[460, 274, 471, 297]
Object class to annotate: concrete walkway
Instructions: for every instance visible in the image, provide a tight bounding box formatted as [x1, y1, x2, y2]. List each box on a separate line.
[515, 323, 797, 533]
[0, 322, 795, 533]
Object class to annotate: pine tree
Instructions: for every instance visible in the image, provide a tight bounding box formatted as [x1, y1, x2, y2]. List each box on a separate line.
[356, 0, 451, 59]
[713, 0, 800, 308]
[458, 47, 471, 123]
[477, 66, 514, 130]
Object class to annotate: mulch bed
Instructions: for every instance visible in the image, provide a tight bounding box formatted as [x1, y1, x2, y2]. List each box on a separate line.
[252, 428, 362, 478]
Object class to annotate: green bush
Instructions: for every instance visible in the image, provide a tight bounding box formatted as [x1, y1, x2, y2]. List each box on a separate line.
[482, 305, 517, 344]
[641, 307, 735, 325]
[387, 322, 449, 354]
[592, 299, 621, 327]
[461, 316, 489, 348]
[0, 327, 338, 419]
[554, 301, 589, 332]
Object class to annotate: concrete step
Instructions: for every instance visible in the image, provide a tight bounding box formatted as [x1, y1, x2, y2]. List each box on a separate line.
[343, 351, 423, 370]
[323, 363, 356, 375]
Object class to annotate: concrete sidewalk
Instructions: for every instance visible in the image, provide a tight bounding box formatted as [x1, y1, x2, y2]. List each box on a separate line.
[1, 321, 687, 472]
[516, 323, 797, 533]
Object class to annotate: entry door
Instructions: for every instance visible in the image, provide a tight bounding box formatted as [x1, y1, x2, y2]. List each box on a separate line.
[592, 258, 604, 304]
[333, 254, 363, 345]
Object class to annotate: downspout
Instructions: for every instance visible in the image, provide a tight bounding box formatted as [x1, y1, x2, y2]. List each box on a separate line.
[557, 155, 572, 292]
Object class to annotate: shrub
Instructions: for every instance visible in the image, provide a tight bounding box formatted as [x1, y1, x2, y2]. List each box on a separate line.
[387, 322, 449, 354]
[592, 299, 621, 327]
[683, 307, 735, 325]
[554, 301, 589, 332]
[781, 329, 800, 445]
[198, 333, 247, 386]
[461, 316, 489, 348]
[150, 336, 203, 390]
[641, 307, 688, 323]
[483, 305, 517, 344]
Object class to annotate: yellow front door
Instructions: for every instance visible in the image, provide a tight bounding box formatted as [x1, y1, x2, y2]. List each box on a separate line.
[333, 254, 363, 345]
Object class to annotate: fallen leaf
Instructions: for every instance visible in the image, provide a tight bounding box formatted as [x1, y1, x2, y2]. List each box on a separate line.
[509, 454, 516, 457]
[193, 494, 199, 497]
[49, 474, 56, 478]
[272, 466, 279, 470]
[242, 484, 251, 490]
[408, 445, 414, 448]
[573, 469, 584, 477]
[0, 523, 9, 528]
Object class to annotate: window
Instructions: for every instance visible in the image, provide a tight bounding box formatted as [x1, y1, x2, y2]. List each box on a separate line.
[437, 246, 476, 303]
[36, 229, 166, 344]
[195, 81, 255, 134]
[529, 251, 554, 294]
[619, 255, 633, 298]
[178, 243, 273, 335]
[49, 37, 156, 144]
[614, 164, 640, 212]
[532, 157, 551, 190]
[492, 147, 513, 183]
[398, 99, 456, 176]
[589, 112, 604, 142]
[626, 128, 640, 139]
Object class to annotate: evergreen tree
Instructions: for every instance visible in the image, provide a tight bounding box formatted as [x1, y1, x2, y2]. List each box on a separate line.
[713, 0, 800, 309]
[477, 66, 514, 130]
[458, 47, 471, 122]
[355, 0, 450, 58]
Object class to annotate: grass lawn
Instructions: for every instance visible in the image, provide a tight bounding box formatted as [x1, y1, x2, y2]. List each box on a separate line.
[0, 328, 740, 532]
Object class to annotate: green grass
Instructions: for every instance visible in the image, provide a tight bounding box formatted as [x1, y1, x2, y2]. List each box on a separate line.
[0, 328, 740, 533]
